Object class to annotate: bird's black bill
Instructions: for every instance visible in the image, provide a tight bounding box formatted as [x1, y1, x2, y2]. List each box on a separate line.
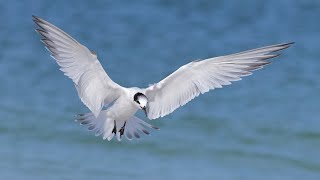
[142, 107, 148, 117]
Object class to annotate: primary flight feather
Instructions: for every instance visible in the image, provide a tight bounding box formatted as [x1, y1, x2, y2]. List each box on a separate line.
[33, 15, 293, 141]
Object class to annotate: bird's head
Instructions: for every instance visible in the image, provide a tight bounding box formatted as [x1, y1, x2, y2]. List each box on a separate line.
[134, 92, 148, 116]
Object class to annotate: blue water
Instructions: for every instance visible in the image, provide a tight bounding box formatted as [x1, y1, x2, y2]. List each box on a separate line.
[0, 0, 319, 179]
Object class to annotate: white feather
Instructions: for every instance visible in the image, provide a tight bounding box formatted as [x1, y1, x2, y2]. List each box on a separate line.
[33, 16, 123, 117]
[144, 43, 293, 119]
[75, 112, 158, 141]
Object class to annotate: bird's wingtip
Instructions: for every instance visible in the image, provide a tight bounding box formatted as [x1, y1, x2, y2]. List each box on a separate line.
[283, 42, 295, 47]
[32, 15, 38, 20]
[284, 41, 296, 46]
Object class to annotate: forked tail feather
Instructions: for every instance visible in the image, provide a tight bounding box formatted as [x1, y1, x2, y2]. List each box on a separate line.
[75, 111, 159, 141]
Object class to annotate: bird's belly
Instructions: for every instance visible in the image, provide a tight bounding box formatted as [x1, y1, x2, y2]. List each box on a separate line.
[107, 101, 138, 121]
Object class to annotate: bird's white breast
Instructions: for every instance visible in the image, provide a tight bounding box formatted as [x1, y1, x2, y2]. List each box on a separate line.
[107, 95, 139, 121]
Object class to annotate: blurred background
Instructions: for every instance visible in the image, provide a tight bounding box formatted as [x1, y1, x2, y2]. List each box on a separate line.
[0, 0, 319, 179]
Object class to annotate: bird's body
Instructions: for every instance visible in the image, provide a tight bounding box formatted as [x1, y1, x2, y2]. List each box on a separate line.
[33, 15, 293, 141]
[108, 88, 140, 121]
[76, 87, 156, 141]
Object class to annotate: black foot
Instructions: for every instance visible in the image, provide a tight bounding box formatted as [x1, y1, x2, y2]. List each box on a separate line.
[112, 120, 117, 135]
[119, 121, 126, 138]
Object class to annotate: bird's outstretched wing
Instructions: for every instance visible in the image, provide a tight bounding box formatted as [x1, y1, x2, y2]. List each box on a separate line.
[33, 15, 123, 117]
[145, 42, 293, 119]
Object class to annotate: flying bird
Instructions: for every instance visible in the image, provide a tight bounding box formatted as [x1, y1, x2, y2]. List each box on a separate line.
[32, 15, 293, 141]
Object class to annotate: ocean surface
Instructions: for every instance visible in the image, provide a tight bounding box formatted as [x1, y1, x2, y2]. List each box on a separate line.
[0, 0, 319, 179]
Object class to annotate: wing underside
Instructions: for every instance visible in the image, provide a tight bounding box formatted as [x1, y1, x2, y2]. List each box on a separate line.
[145, 42, 293, 119]
[33, 15, 122, 117]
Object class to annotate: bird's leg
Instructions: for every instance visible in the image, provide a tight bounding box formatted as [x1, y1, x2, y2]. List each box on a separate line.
[119, 121, 126, 138]
[112, 120, 117, 135]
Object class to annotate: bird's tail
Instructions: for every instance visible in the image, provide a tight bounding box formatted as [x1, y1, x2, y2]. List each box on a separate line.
[75, 111, 159, 141]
